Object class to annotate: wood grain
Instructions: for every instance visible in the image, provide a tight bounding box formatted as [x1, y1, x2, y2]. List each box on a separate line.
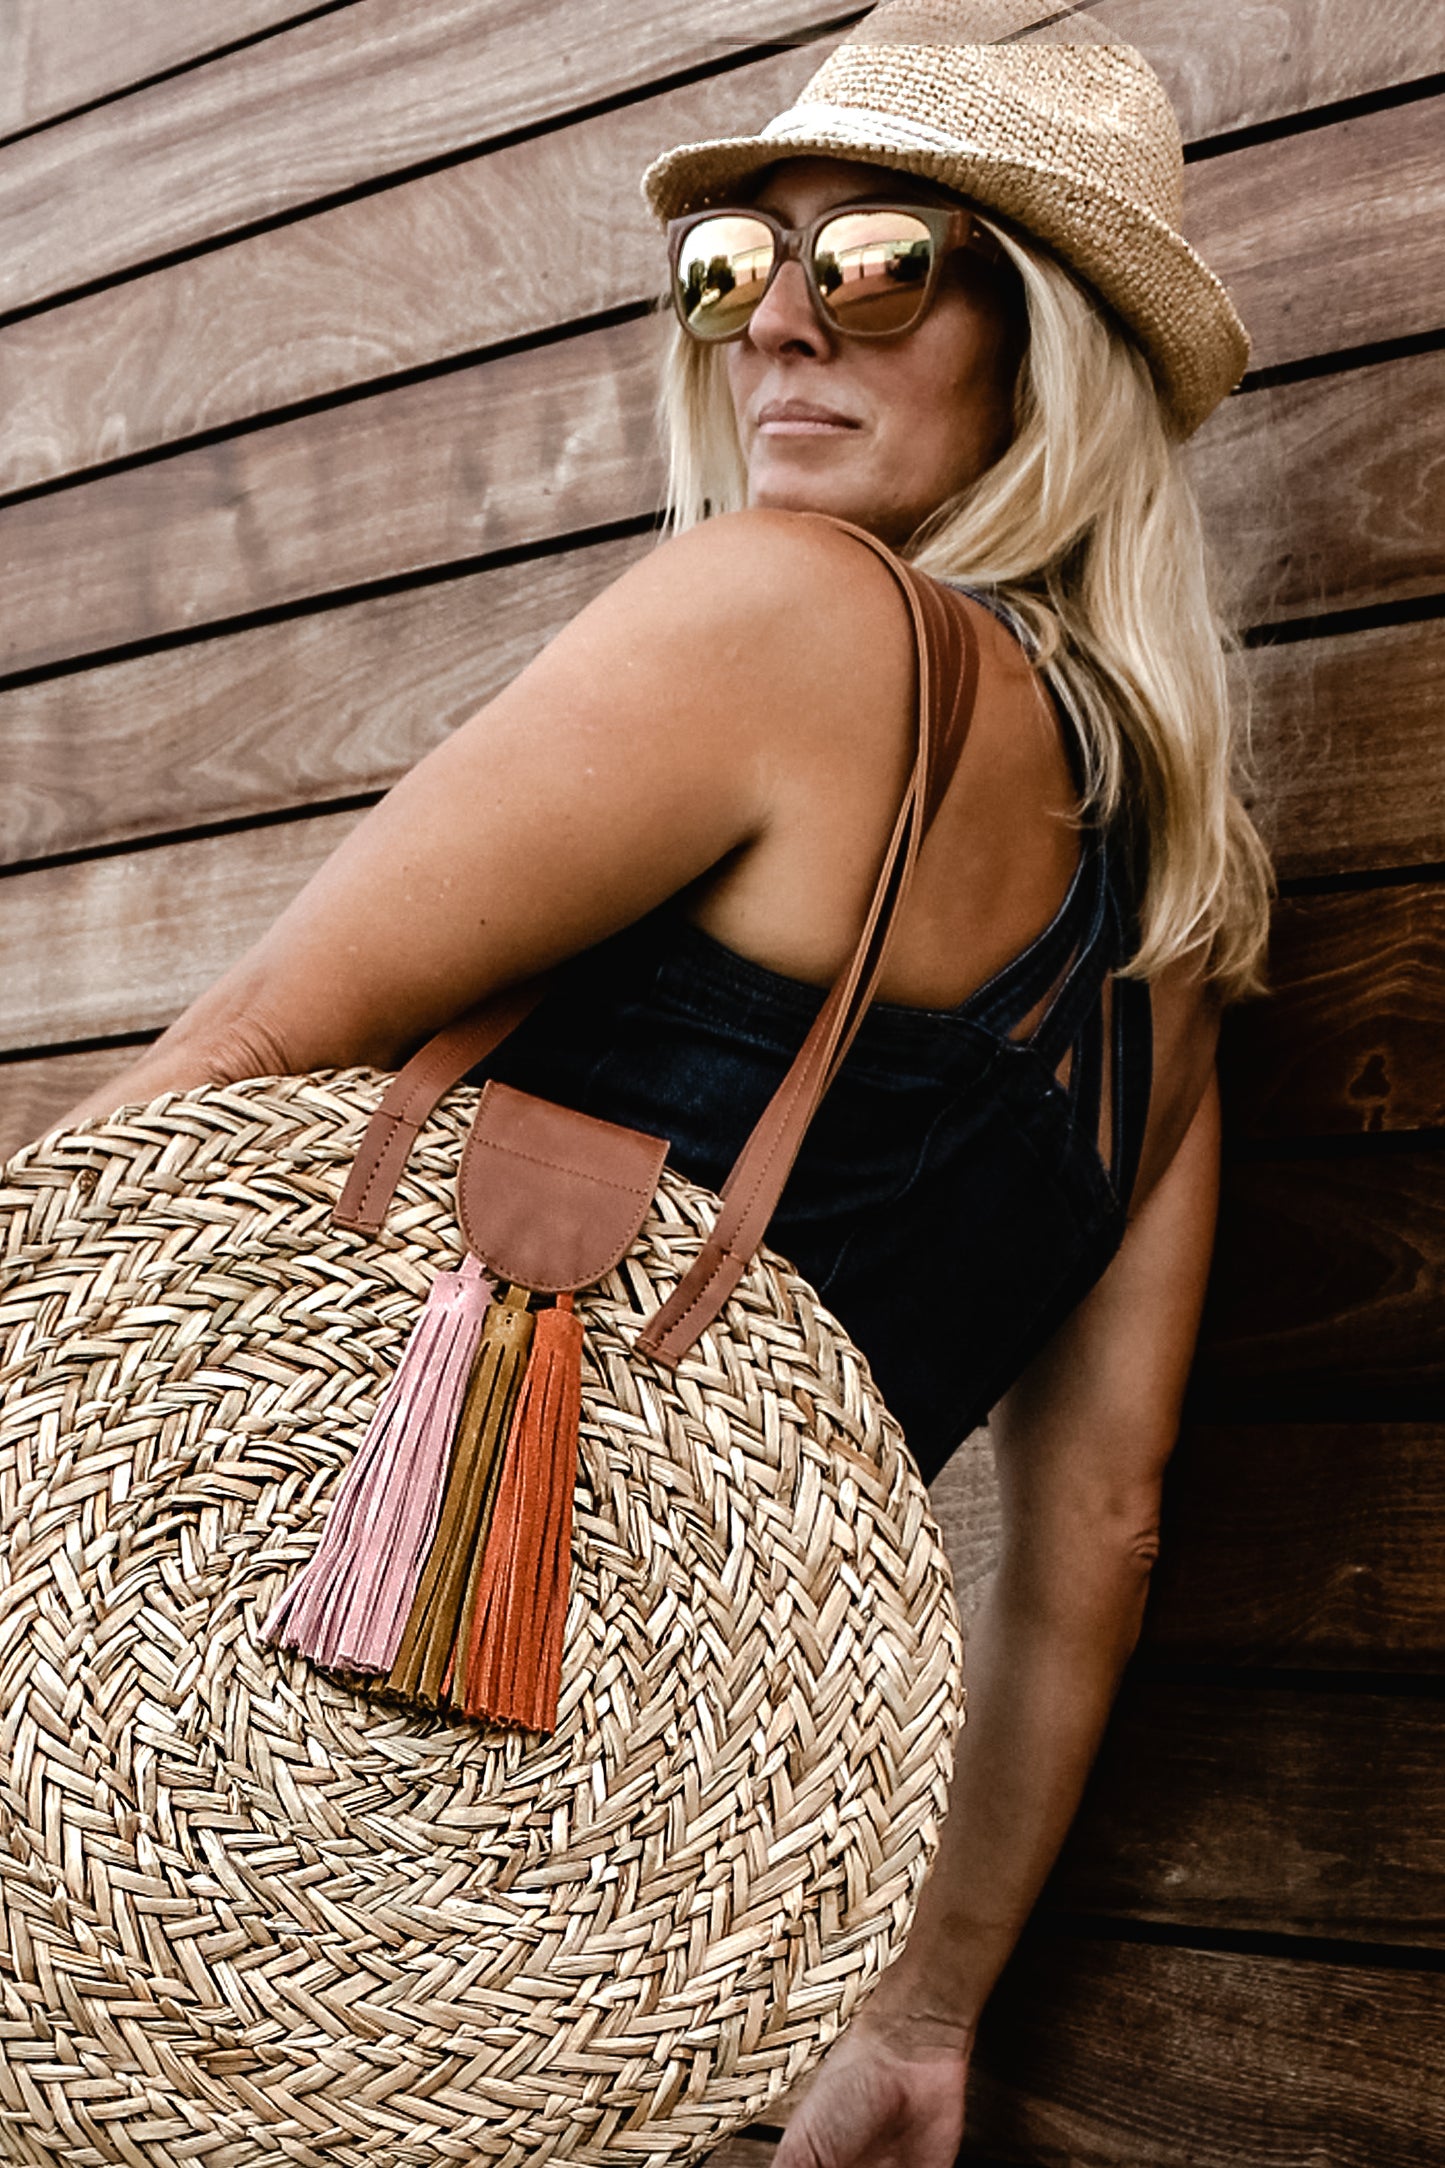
[966, 1936, 1445, 2168]
[3, 336, 1437, 681]
[1249, 616, 1445, 881]
[1188, 346, 1445, 629]
[1222, 886, 1445, 1139]
[4, 1, 1440, 321]
[0, 535, 647, 866]
[1148, 1422, 1445, 1669]
[0, 815, 358, 1054]
[0, 0, 326, 139]
[1201, 1153, 1445, 1402]
[0, 50, 809, 493]
[0, 0, 840, 316]
[1186, 92, 1445, 374]
[0, 1048, 156, 1164]
[4, 592, 1438, 875]
[0, 315, 665, 677]
[2, 67, 1437, 497]
[1050, 1680, 1445, 1940]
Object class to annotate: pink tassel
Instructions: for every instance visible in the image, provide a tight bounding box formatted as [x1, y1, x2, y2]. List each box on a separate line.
[263, 1255, 492, 1674]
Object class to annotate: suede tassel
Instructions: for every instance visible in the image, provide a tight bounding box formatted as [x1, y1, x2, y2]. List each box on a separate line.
[456, 1293, 584, 1734]
[385, 1283, 534, 1708]
[263, 1255, 493, 1674]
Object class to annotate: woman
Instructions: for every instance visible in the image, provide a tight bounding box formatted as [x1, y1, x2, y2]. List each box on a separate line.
[54, 8, 1271, 2163]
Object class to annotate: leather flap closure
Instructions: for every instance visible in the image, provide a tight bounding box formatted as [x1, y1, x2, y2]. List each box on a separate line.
[458, 1080, 669, 1294]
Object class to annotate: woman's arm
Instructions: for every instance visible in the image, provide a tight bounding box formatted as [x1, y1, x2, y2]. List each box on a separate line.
[56, 511, 916, 1130]
[857, 1069, 1222, 2049]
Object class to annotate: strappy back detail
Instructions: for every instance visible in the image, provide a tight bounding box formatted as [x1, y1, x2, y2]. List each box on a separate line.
[939, 580, 1154, 1215]
[466, 570, 1156, 1481]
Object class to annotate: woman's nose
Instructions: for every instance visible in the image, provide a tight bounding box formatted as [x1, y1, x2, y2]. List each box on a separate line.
[745, 258, 833, 357]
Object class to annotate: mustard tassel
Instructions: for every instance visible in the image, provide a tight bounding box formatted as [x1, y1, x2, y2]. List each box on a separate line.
[386, 1284, 534, 1707]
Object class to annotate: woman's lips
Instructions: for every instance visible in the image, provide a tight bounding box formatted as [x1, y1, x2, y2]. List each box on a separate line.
[755, 400, 861, 435]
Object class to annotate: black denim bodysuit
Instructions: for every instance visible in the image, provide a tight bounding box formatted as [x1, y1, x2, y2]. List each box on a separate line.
[469, 592, 1153, 1484]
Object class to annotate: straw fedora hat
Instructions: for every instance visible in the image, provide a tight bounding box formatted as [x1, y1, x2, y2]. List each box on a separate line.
[641, 0, 1248, 437]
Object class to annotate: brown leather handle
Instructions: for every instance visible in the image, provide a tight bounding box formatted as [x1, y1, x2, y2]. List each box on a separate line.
[634, 529, 980, 1364]
[332, 978, 552, 1234]
[332, 518, 982, 1343]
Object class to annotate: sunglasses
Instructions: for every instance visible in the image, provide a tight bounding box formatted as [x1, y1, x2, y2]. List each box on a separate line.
[667, 201, 999, 344]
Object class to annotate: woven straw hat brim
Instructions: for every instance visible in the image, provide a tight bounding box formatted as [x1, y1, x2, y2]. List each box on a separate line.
[642, 124, 1248, 437]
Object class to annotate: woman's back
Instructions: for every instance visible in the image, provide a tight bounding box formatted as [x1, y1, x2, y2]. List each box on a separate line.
[467, 562, 1211, 1479]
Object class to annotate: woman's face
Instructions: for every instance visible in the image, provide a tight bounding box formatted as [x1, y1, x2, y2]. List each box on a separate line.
[723, 157, 1026, 546]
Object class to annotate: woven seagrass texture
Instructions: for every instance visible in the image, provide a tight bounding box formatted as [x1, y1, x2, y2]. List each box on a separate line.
[0, 1073, 962, 2167]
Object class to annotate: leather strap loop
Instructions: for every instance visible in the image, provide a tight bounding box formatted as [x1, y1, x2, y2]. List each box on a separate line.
[333, 979, 551, 1234]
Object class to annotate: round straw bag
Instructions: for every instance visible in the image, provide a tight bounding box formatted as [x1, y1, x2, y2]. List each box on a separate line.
[0, 527, 973, 2166]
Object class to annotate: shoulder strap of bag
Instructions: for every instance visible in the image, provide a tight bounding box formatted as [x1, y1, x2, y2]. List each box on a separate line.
[334, 520, 982, 1349]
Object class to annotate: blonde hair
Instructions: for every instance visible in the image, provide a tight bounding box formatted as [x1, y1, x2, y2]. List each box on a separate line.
[656, 214, 1274, 1000]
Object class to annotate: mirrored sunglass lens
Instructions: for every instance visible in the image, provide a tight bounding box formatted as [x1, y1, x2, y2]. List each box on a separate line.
[675, 215, 776, 338]
[813, 211, 935, 333]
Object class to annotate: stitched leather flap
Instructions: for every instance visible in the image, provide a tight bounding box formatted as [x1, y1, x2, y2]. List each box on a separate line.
[457, 1080, 669, 1293]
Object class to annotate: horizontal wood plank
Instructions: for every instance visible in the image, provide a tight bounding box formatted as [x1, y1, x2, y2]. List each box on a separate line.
[1249, 616, 1445, 881]
[4, 1, 1440, 320]
[0, 1049, 154, 1165]
[0, 0, 840, 317]
[0, 315, 664, 677]
[0, 816, 357, 1053]
[966, 1936, 1445, 2167]
[1148, 1422, 1445, 1669]
[2, 337, 1436, 680]
[0, 1, 326, 139]
[3, 67, 1436, 496]
[0, 536, 647, 866]
[1221, 886, 1445, 1139]
[1186, 91, 1445, 375]
[1189, 347, 1444, 629]
[1201, 1153, 1445, 1403]
[1050, 1681, 1445, 1941]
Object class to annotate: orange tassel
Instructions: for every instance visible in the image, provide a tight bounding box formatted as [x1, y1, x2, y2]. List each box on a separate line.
[457, 1293, 583, 1733]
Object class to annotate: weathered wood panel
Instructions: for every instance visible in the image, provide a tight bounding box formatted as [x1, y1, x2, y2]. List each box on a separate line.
[0, 51, 807, 494]
[0, 1, 328, 139]
[1249, 616, 1445, 881]
[0, 817, 354, 1053]
[5, 1, 1440, 321]
[1049, 1682, 1445, 1940]
[0, 316, 663, 677]
[0, 1049, 153, 1162]
[0, 0, 839, 316]
[3, 67, 1436, 497]
[1149, 1422, 1445, 1669]
[0, 536, 646, 866]
[1190, 347, 1444, 629]
[1186, 93, 1444, 373]
[1202, 1154, 1445, 1401]
[3, 340, 1436, 680]
[4, 595, 1437, 875]
[966, 1938, 1445, 2167]
[1222, 887, 1445, 1139]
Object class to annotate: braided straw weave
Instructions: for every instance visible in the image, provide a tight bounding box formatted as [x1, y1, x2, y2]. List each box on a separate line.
[0, 1072, 962, 2166]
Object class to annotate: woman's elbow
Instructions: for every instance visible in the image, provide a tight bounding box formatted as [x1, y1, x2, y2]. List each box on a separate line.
[999, 1479, 1164, 1650]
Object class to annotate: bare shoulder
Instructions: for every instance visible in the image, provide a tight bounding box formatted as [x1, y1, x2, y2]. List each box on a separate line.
[544, 509, 918, 746]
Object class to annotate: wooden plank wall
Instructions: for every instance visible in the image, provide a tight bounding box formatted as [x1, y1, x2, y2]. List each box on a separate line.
[1, 3, 1442, 2162]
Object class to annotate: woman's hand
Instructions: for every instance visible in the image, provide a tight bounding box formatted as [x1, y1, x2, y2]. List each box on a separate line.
[770, 2007, 972, 2168]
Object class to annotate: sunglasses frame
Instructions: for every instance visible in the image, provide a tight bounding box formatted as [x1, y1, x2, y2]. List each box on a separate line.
[666, 199, 992, 344]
